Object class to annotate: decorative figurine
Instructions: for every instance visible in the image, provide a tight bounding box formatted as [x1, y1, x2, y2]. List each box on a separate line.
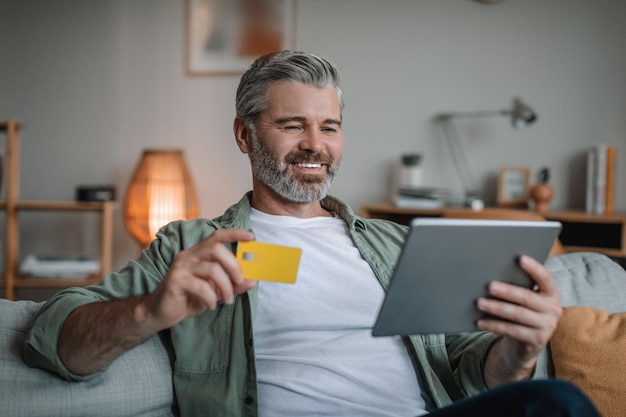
[530, 167, 554, 214]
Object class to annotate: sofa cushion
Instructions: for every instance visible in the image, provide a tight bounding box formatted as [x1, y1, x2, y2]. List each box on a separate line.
[0, 299, 175, 417]
[546, 252, 626, 311]
[532, 252, 626, 379]
[550, 306, 626, 417]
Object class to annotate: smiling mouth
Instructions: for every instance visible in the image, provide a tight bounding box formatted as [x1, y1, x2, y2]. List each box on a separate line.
[294, 162, 323, 169]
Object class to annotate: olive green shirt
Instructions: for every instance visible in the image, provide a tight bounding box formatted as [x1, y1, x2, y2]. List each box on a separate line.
[23, 192, 497, 417]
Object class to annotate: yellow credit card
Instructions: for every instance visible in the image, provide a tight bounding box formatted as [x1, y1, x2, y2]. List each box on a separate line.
[236, 241, 302, 284]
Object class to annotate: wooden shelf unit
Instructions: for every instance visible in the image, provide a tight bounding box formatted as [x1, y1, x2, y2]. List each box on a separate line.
[361, 203, 446, 224]
[361, 203, 626, 259]
[0, 120, 115, 300]
[542, 210, 626, 258]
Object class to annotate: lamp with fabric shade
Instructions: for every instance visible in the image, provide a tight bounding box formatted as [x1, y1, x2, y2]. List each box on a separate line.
[124, 149, 199, 247]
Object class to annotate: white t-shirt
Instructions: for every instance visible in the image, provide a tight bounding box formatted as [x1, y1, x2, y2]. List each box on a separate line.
[250, 209, 427, 416]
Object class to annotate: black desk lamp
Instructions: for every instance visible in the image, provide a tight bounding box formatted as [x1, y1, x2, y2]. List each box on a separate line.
[434, 97, 538, 209]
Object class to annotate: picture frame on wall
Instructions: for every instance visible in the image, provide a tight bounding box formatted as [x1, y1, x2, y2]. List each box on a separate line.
[186, 0, 297, 76]
[497, 167, 530, 208]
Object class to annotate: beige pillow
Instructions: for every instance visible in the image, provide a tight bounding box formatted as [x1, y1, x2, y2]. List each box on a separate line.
[550, 306, 626, 417]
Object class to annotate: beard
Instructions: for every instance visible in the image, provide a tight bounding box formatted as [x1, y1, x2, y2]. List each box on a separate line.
[248, 132, 341, 203]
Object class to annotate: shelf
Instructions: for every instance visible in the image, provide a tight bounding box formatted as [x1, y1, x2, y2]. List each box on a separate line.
[361, 203, 626, 259]
[0, 200, 116, 211]
[0, 121, 22, 131]
[0, 119, 115, 300]
[544, 210, 626, 223]
[360, 203, 447, 217]
[544, 211, 626, 257]
[13, 274, 102, 288]
[360, 203, 445, 224]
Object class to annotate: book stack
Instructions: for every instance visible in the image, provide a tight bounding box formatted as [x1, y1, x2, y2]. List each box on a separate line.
[20, 255, 100, 279]
[393, 186, 450, 209]
[586, 144, 617, 215]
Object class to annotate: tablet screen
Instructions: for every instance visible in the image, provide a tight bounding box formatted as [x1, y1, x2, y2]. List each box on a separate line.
[372, 218, 562, 336]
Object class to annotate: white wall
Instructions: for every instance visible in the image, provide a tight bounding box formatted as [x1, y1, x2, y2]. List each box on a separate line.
[1, 0, 625, 278]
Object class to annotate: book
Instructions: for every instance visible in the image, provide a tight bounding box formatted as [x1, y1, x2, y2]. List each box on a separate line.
[595, 144, 607, 215]
[585, 148, 596, 214]
[393, 186, 450, 209]
[393, 195, 447, 209]
[20, 255, 100, 279]
[396, 186, 451, 200]
[586, 144, 617, 215]
[605, 146, 616, 215]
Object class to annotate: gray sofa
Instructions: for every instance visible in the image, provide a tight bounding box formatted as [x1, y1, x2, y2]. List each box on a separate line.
[1, 252, 625, 416]
[1, 300, 176, 416]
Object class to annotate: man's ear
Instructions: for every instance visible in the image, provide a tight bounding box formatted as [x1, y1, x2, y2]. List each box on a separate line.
[233, 117, 251, 154]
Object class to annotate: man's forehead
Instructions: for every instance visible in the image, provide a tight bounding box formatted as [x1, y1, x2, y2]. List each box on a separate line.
[264, 82, 341, 118]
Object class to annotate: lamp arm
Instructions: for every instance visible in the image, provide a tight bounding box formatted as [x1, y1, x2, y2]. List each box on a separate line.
[435, 117, 479, 199]
[435, 109, 510, 121]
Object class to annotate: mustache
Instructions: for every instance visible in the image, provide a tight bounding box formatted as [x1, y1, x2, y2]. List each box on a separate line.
[284, 151, 334, 166]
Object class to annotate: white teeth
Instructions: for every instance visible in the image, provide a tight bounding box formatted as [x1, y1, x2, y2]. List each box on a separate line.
[295, 163, 321, 168]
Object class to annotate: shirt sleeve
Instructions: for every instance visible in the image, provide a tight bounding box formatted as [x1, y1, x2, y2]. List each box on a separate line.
[445, 331, 500, 396]
[22, 289, 109, 381]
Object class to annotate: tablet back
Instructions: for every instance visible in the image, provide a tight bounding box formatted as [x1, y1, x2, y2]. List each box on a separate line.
[372, 218, 562, 336]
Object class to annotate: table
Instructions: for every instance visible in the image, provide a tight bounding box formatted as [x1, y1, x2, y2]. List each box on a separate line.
[361, 203, 626, 260]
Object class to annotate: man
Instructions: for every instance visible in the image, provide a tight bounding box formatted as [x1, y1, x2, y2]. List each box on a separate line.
[24, 50, 598, 417]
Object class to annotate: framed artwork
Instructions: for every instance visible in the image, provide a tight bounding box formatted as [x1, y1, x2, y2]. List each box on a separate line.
[186, 0, 297, 76]
[497, 167, 530, 208]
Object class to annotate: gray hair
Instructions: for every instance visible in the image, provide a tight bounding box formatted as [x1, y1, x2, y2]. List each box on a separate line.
[235, 50, 344, 130]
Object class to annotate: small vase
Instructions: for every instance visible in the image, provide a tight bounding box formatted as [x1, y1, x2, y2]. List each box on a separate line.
[397, 153, 423, 189]
[530, 182, 554, 214]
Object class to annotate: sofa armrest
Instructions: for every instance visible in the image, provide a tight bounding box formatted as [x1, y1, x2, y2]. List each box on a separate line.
[0, 299, 175, 417]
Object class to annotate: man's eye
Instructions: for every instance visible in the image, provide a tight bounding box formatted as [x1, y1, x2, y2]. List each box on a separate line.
[283, 125, 303, 132]
[322, 127, 338, 134]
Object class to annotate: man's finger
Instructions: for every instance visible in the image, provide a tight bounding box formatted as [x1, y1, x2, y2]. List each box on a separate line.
[518, 255, 558, 296]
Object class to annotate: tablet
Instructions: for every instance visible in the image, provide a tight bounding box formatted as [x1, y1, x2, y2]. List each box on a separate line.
[372, 217, 562, 336]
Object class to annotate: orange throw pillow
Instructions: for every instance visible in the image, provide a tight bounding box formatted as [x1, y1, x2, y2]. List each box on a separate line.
[550, 306, 626, 417]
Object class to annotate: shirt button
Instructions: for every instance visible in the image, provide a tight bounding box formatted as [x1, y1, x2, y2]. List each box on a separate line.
[245, 396, 254, 405]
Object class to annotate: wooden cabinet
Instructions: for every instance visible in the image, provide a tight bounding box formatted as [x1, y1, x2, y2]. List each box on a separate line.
[361, 203, 626, 259]
[542, 210, 626, 258]
[0, 120, 115, 300]
[360, 203, 446, 224]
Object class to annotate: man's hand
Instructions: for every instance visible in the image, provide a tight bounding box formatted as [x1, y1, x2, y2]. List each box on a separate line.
[59, 229, 257, 375]
[136, 229, 258, 332]
[477, 255, 562, 388]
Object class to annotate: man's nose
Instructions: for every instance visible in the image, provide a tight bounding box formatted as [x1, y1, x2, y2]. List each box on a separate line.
[298, 129, 325, 152]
